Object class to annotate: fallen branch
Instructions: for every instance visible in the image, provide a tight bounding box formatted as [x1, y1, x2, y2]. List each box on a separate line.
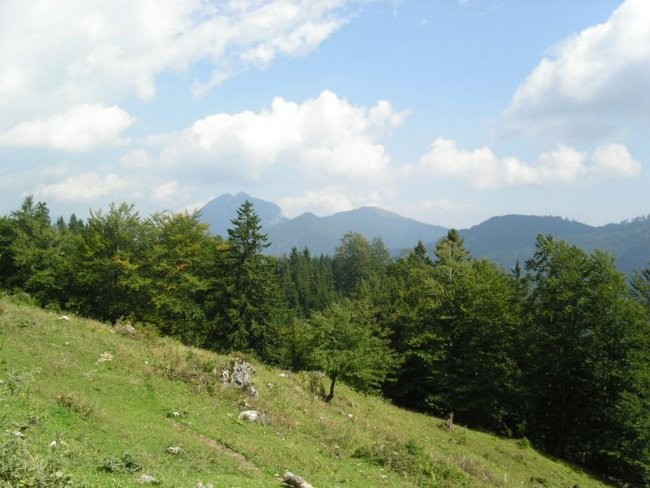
[282, 471, 313, 488]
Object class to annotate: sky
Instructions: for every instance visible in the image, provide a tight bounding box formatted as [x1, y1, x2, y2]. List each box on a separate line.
[1, 0, 648, 229]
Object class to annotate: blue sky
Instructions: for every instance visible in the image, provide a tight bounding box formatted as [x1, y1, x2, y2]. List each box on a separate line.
[0, 0, 647, 228]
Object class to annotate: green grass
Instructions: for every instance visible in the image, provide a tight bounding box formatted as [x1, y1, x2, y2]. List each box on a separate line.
[0, 296, 612, 487]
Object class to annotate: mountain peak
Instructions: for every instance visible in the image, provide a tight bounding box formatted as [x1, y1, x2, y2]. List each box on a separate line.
[199, 193, 285, 237]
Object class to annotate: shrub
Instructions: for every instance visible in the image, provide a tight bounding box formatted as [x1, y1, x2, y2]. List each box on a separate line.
[3, 368, 40, 396]
[0, 434, 73, 487]
[56, 393, 95, 418]
[98, 452, 142, 473]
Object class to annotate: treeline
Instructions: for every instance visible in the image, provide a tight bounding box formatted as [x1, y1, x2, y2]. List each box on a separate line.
[1, 196, 650, 485]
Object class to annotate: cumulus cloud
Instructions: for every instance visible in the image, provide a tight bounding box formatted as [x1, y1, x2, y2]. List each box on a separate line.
[278, 186, 389, 217]
[504, 0, 650, 139]
[37, 172, 132, 202]
[0, 104, 133, 151]
[123, 90, 407, 185]
[409, 138, 640, 188]
[0, 0, 363, 127]
[394, 198, 476, 228]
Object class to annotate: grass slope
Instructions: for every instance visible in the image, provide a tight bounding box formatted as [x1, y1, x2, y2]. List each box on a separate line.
[0, 296, 611, 487]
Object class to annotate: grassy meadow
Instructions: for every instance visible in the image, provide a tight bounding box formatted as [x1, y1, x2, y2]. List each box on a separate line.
[0, 295, 612, 487]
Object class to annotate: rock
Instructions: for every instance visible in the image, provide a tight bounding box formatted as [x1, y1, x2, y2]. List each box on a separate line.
[137, 474, 159, 484]
[282, 471, 313, 488]
[117, 324, 137, 336]
[166, 446, 182, 455]
[221, 358, 259, 395]
[238, 410, 271, 425]
[221, 357, 255, 388]
[58, 315, 70, 321]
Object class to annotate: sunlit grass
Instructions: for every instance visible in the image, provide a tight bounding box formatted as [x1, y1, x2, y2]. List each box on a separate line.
[0, 296, 611, 487]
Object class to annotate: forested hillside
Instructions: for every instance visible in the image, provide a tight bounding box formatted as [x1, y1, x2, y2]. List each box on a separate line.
[458, 214, 650, 274]
[1, 196, 650, 486]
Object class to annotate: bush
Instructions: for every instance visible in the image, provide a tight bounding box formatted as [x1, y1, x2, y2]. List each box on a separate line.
[98, 452, 142, 473]
[0, 434, 73, 487]
[352, 438, 466, 487]
[3, 368, 40, 396]
[56, 392, 95, 418]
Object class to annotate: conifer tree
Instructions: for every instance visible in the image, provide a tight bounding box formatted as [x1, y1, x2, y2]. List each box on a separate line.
[211, 200, 281, 358]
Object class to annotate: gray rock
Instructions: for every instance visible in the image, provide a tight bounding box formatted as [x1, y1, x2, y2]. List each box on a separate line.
[166, 446, 182, 455]
[137, 474, 159, 484]
[221, 358, 257, 393]
[238, 410, 271, 425]
[117, 324, 137, 336]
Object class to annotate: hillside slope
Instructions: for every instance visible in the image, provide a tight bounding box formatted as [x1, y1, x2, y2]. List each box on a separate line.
[0, 296, 611, 487]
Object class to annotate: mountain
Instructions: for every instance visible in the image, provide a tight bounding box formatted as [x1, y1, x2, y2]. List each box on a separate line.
[458, 215, 596, 271]
[199, 192, 286, 237]
[455, 215, 650, 274]
[199, 195, 447, 256]
[199, 194, 650, 273]
[266, 206, 448, 256]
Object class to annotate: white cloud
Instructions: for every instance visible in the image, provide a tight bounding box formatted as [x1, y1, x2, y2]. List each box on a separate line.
[0, 0, 363, 127]
[279, 187, 355, 216]
[151, 181, 180, 202]
[504, 0, 650, 139]
[279, 186, 389, 217]
[125, 90, 407, 185]
[0, 104, 133, 152]
[37, 172, 132, 202]
[393, 199, 476, 228]
[590, 143, 642, 179]
[409, 138, 640, 188]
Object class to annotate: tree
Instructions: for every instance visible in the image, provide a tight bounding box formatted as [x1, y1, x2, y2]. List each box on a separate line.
[74, 203, 148, 323]
[631, 265, 650, 312]
[137, 211, 217, 345]
[290, 298, 397, 402]
[1, 196, 54, 291]
[376, 242, 437, 408]
[209, 200, 281, 358]
[333, 232, 389, 296]
[277, 247, 337, 318]
[377, 234, 522, 433]
[523, 235, 650, 482]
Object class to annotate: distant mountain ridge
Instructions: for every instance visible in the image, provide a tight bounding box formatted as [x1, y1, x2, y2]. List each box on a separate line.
[198, 192, 447, 256]
[266, 206, 448, 256]
[456, 214, 650, 274]
[198, 193, 650, 273]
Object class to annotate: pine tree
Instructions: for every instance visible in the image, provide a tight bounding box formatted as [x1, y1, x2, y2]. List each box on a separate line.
[210, 200, 281, 358]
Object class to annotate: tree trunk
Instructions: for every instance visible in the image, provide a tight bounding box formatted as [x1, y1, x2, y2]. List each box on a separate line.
[325, 374, 337, 402]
